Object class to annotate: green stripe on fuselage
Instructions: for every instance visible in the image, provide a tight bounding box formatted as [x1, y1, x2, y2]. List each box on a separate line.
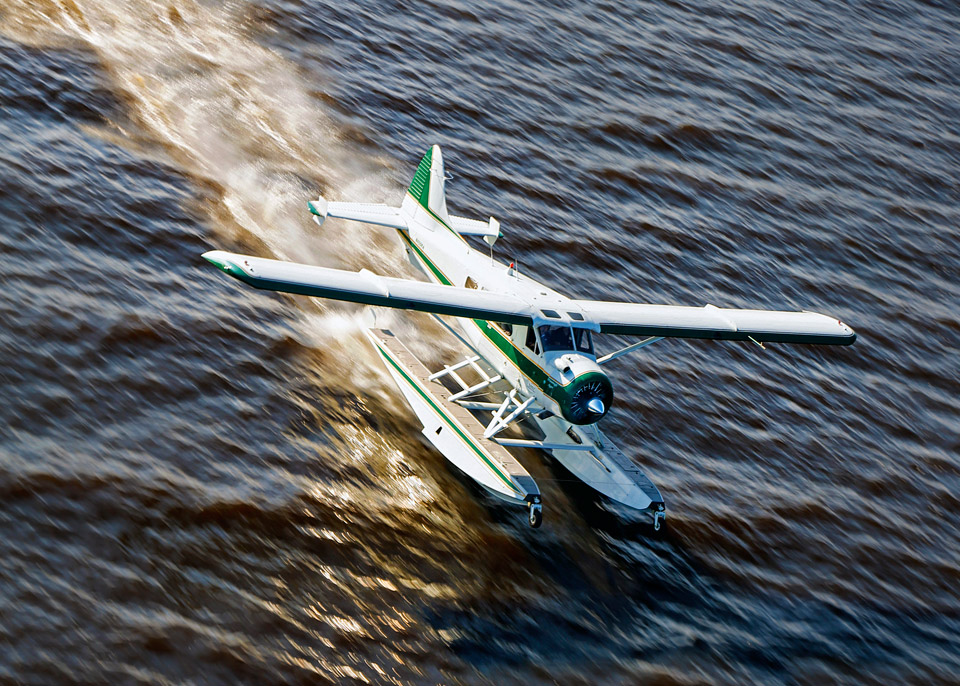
[398, 230, 453, 286]
[471, 319, 562, 395]
[396, 230, 563, 399]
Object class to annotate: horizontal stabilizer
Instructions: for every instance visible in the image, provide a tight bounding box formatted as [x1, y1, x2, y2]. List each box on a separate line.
[308, 198, 407, 230]
[203, 250, 536, 325]
[449, 215, 501, 242]
[572, 300, 856, 345]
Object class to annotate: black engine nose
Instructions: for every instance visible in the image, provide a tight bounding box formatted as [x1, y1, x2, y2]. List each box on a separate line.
[561, 372, 613, 425]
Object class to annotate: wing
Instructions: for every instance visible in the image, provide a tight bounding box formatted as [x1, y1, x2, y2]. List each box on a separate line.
[203, 250, 535, 325]
[572, 300, 856, 345]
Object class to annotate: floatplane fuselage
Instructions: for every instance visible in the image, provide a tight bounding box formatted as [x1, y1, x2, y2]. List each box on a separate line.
[203, 145, 855, 529]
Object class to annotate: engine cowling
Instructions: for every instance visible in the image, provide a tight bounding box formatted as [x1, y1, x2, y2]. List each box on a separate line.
[559, 371, 613, 424]
[548, 353, 613, 425]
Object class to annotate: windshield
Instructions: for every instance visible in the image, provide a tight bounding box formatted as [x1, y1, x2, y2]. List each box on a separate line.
[539, 325, 574, 352]
[573, 327, 594, 355]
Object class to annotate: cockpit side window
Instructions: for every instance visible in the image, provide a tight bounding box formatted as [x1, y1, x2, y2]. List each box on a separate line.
[524, 326, 540, 355]
[539, 325, 574, 352]
[573, 327, 594, 355]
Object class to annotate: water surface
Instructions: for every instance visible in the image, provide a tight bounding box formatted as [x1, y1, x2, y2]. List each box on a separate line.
[1, 0, 958, 684]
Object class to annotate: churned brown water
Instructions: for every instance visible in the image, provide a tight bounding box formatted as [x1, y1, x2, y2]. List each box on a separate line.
[1, 1, 958, 684]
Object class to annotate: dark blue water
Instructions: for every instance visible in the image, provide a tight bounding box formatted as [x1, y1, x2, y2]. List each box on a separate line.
[1, 1, 958, 684]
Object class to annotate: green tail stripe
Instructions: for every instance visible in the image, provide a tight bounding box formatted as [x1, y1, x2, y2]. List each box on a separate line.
[404, 147, 465, 243]
[407, 148, 433, 208]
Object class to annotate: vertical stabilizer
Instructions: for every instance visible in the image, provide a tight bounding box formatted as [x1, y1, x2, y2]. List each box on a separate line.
[405, 145, 450, 228]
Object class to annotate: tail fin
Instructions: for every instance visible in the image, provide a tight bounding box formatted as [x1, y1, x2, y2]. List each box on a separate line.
[406, 144, 450, 226]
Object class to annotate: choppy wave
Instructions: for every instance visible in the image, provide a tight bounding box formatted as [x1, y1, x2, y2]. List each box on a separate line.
[1, 0, 959, 683]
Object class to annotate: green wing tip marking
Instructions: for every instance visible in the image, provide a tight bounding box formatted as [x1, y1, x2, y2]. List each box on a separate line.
[202, 252, 242, 278]
[202, 251, 224, 268]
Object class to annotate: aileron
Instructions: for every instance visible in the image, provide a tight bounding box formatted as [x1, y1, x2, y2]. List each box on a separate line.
[573, 300, 856, 345]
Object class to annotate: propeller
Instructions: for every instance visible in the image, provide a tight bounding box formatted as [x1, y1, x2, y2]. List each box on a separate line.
[564, 375, 613, 424]
[587, 397, 605, 415]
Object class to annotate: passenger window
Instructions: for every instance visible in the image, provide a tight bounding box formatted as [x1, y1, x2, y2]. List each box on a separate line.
[524, 326, 540, 355]
[573, 327, 594, 355]
[500, 322, 513, 337]
[539, 325, 574, 352]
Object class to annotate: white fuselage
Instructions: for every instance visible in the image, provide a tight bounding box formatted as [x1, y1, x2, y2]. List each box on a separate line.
[395, 192, 608, 426]
[393, 196, 666, 516]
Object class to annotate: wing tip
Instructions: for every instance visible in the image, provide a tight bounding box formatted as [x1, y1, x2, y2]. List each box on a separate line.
[307, 197, 328, 220]
[201, 250, 241, 277]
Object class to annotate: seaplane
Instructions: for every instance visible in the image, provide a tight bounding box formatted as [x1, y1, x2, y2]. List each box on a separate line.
[202, 145, 856, 530]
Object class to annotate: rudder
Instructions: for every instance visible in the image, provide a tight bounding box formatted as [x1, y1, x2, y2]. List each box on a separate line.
[406, 144, 450, 226]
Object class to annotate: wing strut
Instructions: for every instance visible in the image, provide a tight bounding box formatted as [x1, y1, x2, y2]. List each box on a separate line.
[483, 391, 535, 439]
[596, 336, 664, 365]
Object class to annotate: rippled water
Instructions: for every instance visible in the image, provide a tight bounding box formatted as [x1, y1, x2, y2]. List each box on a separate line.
[1, 0, 958, 684]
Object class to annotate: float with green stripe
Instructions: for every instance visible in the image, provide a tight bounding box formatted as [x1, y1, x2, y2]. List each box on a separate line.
[372, 336, 523, 497]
